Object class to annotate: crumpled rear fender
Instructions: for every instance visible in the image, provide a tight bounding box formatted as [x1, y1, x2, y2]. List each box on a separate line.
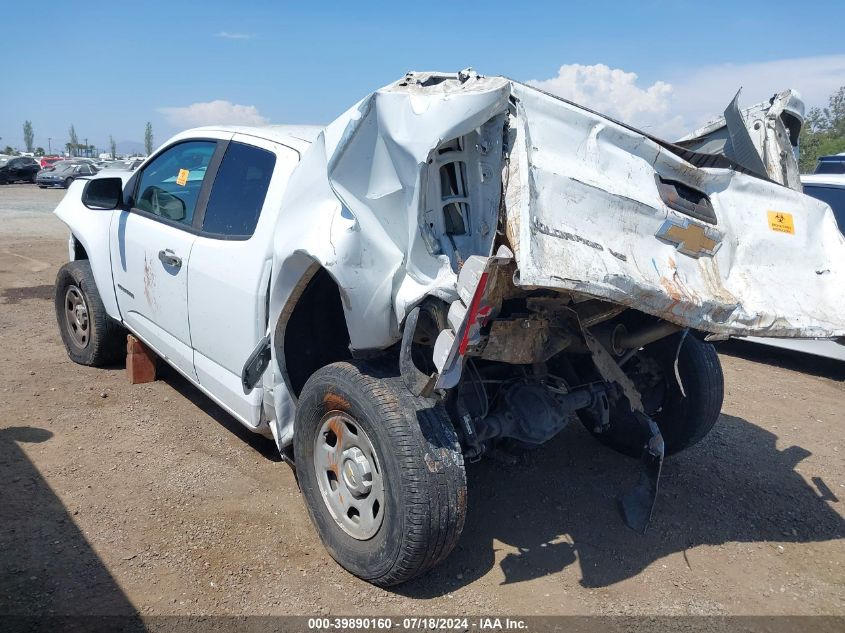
[267, 131, 404, 354]
[269, 76, 512, 353]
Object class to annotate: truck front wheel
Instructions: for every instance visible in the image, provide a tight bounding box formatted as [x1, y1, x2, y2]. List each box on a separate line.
[54, 261, 125, 366]
[294, 361, 466, 586]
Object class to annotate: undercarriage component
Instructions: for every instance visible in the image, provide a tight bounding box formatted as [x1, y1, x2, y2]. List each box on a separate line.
[479, 317, 572, 364]
[582, 326, 666, 532]
[618, 412, 665, 533]
[472, 381, 602, 447]
[582, 329, 645, 411]
[578, 331, 724, 457]
[592, 320, 683, 357]
[613, 322, 683, 354]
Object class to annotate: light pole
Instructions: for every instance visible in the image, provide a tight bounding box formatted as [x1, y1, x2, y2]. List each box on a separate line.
[48, 137, 52, 154]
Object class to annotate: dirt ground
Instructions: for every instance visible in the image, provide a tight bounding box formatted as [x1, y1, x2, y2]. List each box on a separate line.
[1, 183, 843, 617]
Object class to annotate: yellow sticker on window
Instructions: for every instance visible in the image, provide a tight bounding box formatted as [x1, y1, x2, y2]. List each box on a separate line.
[176, 169, 189, 187]
[768, 211, 794, 235]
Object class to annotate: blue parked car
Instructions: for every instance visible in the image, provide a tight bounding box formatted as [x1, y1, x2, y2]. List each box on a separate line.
[814, 153, 845, 174]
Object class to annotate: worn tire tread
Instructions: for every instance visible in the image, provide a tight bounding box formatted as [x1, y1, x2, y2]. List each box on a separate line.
[55, 260, 125, 366]
[295, 361, 466, 587]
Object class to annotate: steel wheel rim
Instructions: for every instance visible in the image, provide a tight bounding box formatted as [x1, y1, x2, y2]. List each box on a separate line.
[313, 411, 385, 540]
[64, 285, 90, 348]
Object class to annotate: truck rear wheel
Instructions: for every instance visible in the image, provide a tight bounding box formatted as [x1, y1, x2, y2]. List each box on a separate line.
[581, 333, 724, 457]
[55, 261, 125, 366]
[294, 361, 466, 586]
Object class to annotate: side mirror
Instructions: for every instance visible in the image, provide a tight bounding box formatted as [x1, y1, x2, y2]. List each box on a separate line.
[82, 177, 124, 210]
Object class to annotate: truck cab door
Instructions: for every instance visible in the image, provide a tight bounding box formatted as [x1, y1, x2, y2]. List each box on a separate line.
[187, 135, 300, 428]
[109, 138, 224, 380]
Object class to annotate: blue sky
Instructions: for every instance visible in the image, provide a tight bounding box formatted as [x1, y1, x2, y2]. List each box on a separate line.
[3, 0, 845, 153]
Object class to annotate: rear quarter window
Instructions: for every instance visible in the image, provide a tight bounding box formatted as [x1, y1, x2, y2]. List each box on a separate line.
[201, 142, 276, 238]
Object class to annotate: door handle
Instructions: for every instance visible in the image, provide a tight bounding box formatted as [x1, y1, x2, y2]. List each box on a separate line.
[158, 249, 182, 269]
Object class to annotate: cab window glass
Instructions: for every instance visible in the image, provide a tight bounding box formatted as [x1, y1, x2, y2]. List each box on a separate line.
[804, 184, 845, 235]
[134, 141, 216, 226]
[202, 142, 276, 237]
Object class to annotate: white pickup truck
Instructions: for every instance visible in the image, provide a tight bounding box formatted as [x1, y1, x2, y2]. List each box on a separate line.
[53, 70, 845, 586]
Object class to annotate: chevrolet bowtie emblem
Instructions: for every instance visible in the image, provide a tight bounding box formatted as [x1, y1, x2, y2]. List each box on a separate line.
[655, 218, 721, 258]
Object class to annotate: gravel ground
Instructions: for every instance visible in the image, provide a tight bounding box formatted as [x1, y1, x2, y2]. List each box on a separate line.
[1, 183, 843, 617]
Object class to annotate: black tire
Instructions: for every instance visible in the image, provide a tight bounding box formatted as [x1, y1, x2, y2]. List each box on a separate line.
[38, 185, 46, 189]
[30, 173, 37, 183]
[410, 299, 448, 375]
[581, 333, 724, 457]
[64, 177, 73, 189]
[54, 260, 125, 366]
[294, 360, 466, 586]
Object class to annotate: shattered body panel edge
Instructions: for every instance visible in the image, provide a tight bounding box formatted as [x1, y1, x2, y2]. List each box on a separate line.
[264, 70, 845, 446]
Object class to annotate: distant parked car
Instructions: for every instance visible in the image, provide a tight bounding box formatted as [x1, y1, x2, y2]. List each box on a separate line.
[40, 159, 97, 172]
[814, 153, 845, 175]
[0, 156, 40, 183]
[102, 159, 142, 171]
[36, 162, 98, 188]
[39, 156, 63, 169]
[744, 173, 845, 360]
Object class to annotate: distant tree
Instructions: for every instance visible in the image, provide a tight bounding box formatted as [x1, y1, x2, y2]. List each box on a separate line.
[109, 135, 117, 159]
[799, 85, 845, 172]
[68, 125, 79, 157]
[3, 146, 16, 155]
[23, 121, 34, 153]
[34, 147, 45, 156]
[144, 122, 153, 155]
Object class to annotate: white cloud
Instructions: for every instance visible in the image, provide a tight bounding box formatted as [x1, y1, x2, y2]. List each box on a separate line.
[215, 31, 252, 40]
[157, 100, 269, 127]
[526, 55, 845, 140]
[527, 64, 682, 137]
[669, 54, 845, 134]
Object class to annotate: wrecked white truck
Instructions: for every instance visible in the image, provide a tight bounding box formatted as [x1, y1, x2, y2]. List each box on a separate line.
[53, 70, 845, 586]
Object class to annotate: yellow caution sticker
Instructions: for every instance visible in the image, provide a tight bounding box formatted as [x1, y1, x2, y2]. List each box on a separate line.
[767, 211, 794, 235]
[176, 169, 189, 187]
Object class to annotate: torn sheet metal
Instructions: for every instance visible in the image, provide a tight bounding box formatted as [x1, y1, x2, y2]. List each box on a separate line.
[505, 81, 845, 338]
[268, 70, 845, 409]
[677, 89, 804, 190]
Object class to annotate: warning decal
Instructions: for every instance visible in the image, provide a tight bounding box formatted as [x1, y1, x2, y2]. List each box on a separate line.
[767, 211, 794, 235]
[176, 169, 189, 186]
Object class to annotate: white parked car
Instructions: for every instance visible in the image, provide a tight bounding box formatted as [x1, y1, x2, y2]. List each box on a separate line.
[744, 173, 845, 360]
[52, 71, 845, 586]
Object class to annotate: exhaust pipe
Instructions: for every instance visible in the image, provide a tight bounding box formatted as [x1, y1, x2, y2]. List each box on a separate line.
[610, 321, 683, 355]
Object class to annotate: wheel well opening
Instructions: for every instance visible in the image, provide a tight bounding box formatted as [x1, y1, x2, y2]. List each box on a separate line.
[72, 236, 88, 260]
[282, 267, 351, 397]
